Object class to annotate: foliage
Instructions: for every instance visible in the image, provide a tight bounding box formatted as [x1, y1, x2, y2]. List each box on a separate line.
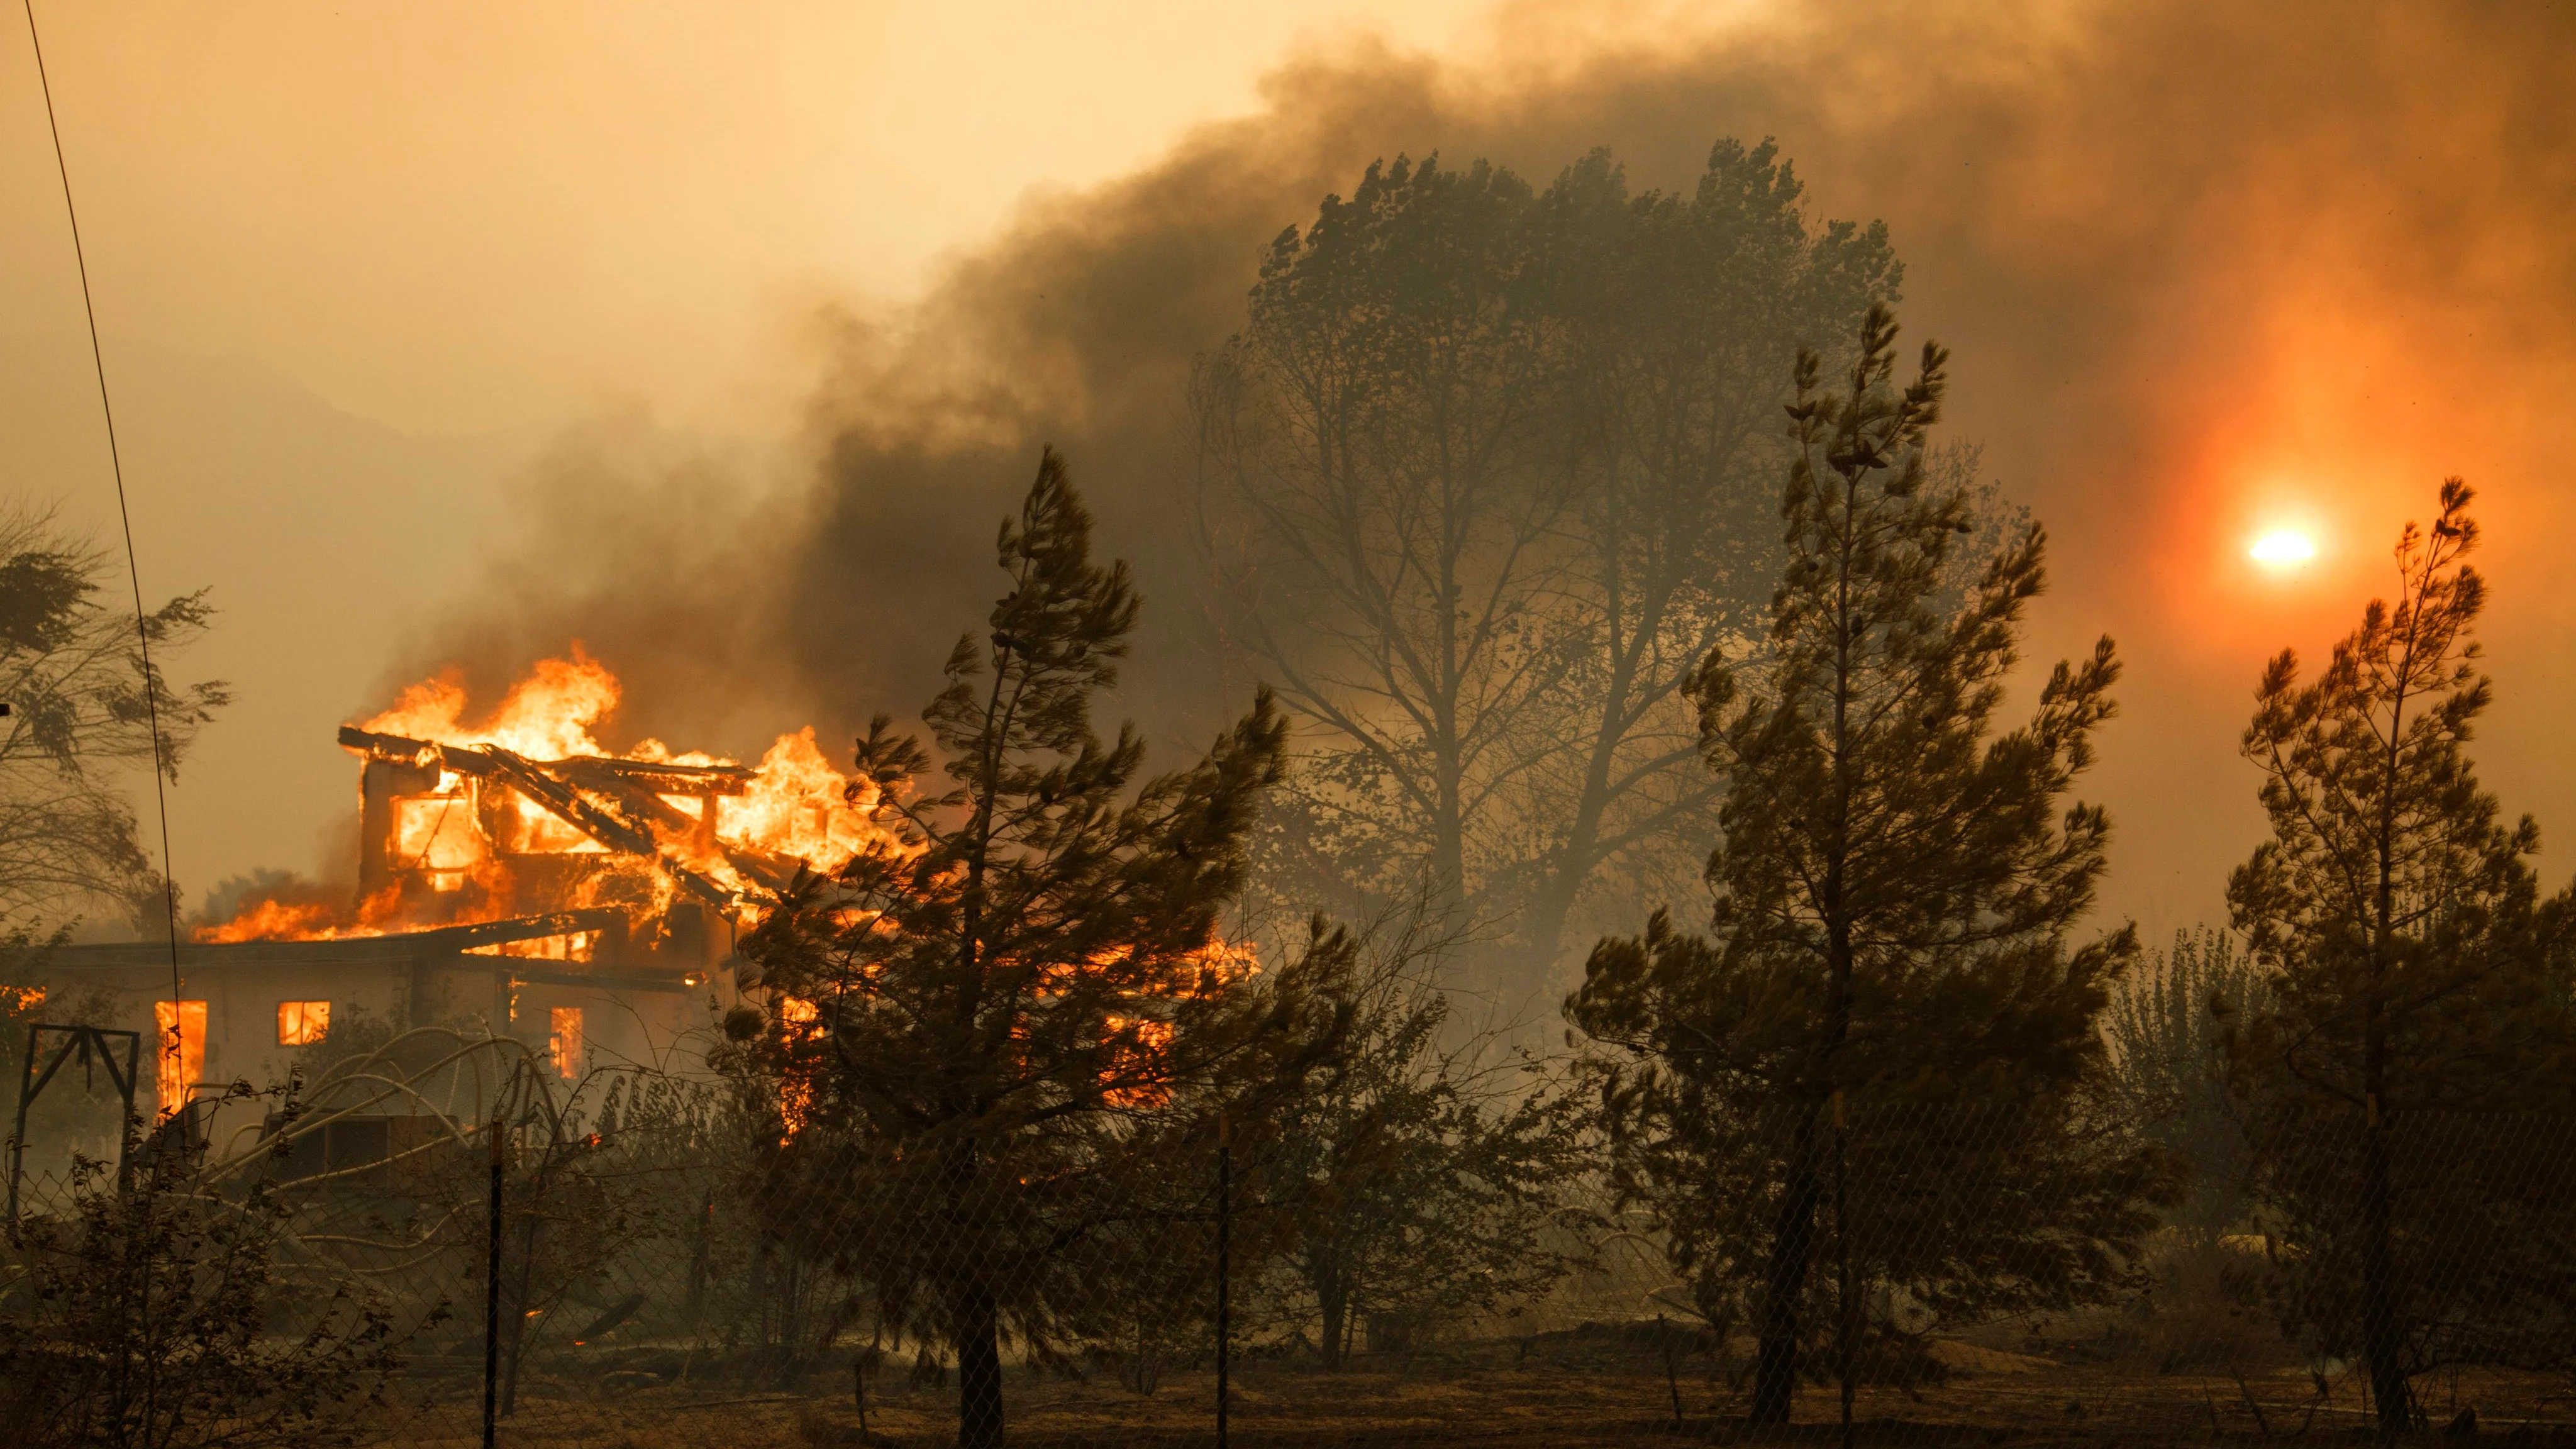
[0, 1124, 411, 1448]
[2105, 928, 2268, 1238]
[1194, 140, 1901, 1001]
[1252, 907, 1595, 1366]
[733, 450, 1351, 1447]
[0, 508, 228, 932]
[2226, 478, 2576, 1424]
[477, 1063, 694, 1416]
[1571, 305, 2172, 1425]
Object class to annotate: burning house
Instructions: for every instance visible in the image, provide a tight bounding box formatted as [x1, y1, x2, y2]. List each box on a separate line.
[43, 653, 880, 1114]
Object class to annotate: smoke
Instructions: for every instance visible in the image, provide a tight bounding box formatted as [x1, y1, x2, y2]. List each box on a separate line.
[409, 1, 2576, 938]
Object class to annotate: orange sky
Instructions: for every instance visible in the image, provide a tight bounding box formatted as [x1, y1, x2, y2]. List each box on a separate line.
[0, 0, 1499, 908]
[6, 1, 2573, 951]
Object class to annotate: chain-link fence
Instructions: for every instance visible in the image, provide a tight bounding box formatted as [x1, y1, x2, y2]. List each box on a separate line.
[6, 1026, 2575, 1448]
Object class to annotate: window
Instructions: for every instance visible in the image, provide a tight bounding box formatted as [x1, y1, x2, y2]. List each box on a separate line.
[154, 1000, 206, 1118]
[278, 1000, 331, 1046]
[548, 1007, 584, 1080]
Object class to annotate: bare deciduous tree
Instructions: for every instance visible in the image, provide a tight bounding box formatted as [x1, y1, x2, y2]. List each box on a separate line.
[1194, 142, 1898, 1004]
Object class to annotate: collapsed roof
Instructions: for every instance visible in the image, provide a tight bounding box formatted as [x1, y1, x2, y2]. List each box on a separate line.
[338, 723, 810, 916]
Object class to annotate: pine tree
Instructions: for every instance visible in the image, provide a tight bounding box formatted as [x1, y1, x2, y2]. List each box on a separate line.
[738, 450, 1348, 1449]
[2226, 478, 2576, 1433]
[1570, 306, 2170, 1426]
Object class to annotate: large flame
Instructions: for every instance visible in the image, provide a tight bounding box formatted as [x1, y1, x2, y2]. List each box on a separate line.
[196, 649, 891, 947]
[362, 648, 623, 760]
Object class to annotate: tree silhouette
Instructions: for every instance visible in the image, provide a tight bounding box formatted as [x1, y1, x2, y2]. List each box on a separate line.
[1194, 141, 1898, 1004]
[737, 450, 1347, 1448]
[2228, 477, 2576, 1433]
[1573, 306, 2169, 1426]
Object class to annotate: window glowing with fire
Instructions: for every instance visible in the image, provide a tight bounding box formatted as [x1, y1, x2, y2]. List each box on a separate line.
[155, 999, 206, 1119]
[549, 1006, 584, 1080]
[277, 1000, 331, 1045]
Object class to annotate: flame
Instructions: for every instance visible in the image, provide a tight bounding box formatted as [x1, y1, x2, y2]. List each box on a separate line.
[721, 729, 875, 875]
[277, 1000, 330, 1046]
[195, 648, 900, 949]
[155, 999, 206, 1118]
[777, 994, 822, 1141]
[1186, 937, 1260, 990]
[194, 886, 408, 944]
[1102, 1016, 1176, 1108]
[362, 647, 620, 759]
[196, 899, 340, 944]
[466, 932, 599, 962]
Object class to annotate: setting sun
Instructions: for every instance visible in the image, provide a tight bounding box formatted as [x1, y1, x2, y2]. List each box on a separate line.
[2249, 530, 2318, 567]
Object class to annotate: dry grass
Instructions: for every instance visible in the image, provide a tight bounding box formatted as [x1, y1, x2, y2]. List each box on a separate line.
[359, 1323, 2576, 1449]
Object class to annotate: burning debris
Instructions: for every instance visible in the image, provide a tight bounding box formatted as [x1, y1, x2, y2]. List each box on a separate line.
[19, 650, 903, 1111]
[194, 649, 892, 965]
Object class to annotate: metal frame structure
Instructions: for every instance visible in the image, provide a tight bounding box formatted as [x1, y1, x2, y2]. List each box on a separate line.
[6, 1021, 143, 1236]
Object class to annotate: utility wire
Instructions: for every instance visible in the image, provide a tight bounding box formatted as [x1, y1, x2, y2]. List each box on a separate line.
[19, 2, 190, 1036]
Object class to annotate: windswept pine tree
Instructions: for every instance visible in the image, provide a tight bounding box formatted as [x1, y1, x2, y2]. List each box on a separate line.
[0, 506, 228, 931]
[2228, 479, 2576, 1434]
[1571, 306, 2172, 1427]
[735, 450, 1350, 1449]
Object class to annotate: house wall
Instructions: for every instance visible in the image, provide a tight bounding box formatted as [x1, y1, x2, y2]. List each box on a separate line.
[32, 945, 738, 1110]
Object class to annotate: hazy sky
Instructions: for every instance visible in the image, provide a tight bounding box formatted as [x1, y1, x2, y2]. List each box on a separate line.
[4, 1, 1506, 431]
[6, 1, 2573, 953]
[0, 0, 1504, 904]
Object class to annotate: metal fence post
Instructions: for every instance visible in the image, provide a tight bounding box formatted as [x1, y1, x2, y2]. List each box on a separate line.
[1217, 1109, 1231, 1449]
[483, 1104, 506, 1449]
[1835, 1089, 1853, 1449]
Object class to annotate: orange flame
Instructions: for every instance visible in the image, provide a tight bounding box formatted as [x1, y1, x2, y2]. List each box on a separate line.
[362, 647, 621, 760]
[777, 995, 822, 1141]
[195, 899, 338, 944]
[194, 649, 897, 947]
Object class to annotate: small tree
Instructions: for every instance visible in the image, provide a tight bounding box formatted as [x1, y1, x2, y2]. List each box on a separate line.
[1256, 909, 1594, 1366]
[2227, 478, 2576, 1431]
[1572, 306, 2170, 1426]
[738, 450, 1348, 1448]
[2104, 928, 2268, 1240]
[0, 1123, 410, 1448]
[0, 508, 227, 931]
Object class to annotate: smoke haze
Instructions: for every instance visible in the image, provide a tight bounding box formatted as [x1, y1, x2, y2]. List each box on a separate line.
[11, 1, 2575, 948]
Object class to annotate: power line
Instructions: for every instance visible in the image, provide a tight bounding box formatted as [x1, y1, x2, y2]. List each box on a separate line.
[19, 2, 189, 1035]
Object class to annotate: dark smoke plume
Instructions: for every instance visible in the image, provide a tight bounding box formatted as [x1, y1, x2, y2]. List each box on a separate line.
[405, 3, 2576, 938]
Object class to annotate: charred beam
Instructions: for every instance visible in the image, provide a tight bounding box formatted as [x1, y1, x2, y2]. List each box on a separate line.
[502, 965, 704, 994]
[340, 726, 775, 911]
[547, 760, 798, 901]
[339, 724, 443, 767]
[576, 758, 753, 796]
[408, 908, 629, 952]
[472, 747, 741, 912]
[337, 726, 752, 794]
[550, 758, 711, 835]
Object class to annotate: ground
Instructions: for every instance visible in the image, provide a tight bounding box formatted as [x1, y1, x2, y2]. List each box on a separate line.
[364, 1318, 2576, 1448]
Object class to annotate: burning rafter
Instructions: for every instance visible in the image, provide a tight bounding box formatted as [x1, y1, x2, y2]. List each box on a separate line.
[194, 654, 882, 954]
[337, 724, 804, 913]
[339, 724, 757, 796]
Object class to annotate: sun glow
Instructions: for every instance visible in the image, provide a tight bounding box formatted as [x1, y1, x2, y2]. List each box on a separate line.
[2249, 530, 2317, 567]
